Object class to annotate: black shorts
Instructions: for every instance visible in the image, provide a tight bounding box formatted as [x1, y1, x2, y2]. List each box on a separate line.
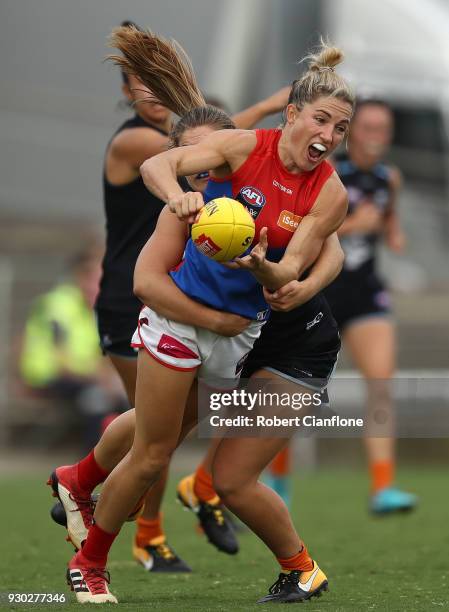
[242, 294, 340, 393]
[323, 269, 391, 332]
[95, 307, 139, 359]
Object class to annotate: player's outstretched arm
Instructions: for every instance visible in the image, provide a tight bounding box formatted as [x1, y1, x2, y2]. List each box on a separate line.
[231, 86, 290, 129]
[134, 208, 250, 337]
[263, 232, 344, 312]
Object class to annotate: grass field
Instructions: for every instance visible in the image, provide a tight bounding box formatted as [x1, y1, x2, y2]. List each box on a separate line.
[0, 467, 448, 611]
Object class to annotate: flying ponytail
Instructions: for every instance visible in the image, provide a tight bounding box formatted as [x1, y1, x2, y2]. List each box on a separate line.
[107, 26, 205, 116]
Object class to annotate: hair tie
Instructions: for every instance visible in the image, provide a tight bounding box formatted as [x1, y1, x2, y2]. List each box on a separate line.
[319, 66, 334, 73]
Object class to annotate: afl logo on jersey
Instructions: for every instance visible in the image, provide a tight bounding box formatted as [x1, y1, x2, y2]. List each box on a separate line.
[238, 186, 266, 220]
[240, 186, 265, 207]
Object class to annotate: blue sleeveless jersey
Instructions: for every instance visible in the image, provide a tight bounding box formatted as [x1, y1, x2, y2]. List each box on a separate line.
[170, 129, 334, 321]
[171, 179, 269, 321]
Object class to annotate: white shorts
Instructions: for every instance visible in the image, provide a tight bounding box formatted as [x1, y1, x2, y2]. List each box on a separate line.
[131, 306, 264, 382]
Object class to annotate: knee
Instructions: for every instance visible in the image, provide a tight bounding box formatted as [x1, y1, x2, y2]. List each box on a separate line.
[366, 379, 392, 404]
[131, 446, 174, 484]
[213, 471, 245, 505]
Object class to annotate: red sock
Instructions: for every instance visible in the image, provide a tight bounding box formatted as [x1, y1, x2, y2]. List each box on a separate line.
[77, 451, 109, 493]
[277, 545, 314, 572]
[371, 460, 394, 493]
[135, 514, 164, 547]
[193, 464, 219, 503]
[79, 523, 118, 567]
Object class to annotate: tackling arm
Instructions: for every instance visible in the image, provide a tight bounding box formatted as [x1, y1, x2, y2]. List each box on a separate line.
[140, 129, 256, 221]
[264, 232, 344, 312]
[133, 208, 250, 336]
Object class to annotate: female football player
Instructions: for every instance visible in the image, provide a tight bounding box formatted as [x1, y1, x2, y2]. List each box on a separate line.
[50, 21, 294, 572]
[64, 27, 354, 605]
[324, 98, 416, 514]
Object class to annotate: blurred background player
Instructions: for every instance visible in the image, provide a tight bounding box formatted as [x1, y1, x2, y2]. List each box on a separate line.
[20, 246, 127, 450]
[52, 20, 292, 574]
[264, 447, 292, 508]
[257, 98, 418, 514]
[324, 98, 417, 514]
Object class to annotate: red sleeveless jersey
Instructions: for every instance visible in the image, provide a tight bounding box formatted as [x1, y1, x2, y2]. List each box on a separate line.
[208, 128, 334, 251]
[171, 128, 334, 320]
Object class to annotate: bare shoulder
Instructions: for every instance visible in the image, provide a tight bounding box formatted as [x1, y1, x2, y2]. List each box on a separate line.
[305, 170, 348, 233]
[204, 128, 257, 154]
[322, 171, 349, 207]
[228, 128, 258, 151]
[109, 126, 167, 160]
[200, 129, 256, 160]
[306, 171, 348, 233]
[203, 129, 257, 176]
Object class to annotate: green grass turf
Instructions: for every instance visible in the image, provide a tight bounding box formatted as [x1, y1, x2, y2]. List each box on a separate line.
[0, 467, 448, 611]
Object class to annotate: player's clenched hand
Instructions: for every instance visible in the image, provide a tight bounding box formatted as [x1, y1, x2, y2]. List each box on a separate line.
[263, 279, 313, 311]
[168, 191, 204, 223]
[225, 227, 268, 271]
[212, 312, 251, 337]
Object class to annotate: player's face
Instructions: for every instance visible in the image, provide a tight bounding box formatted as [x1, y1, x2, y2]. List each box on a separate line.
[179, 125, 217, 192]
[349, 104, 393, 162]
[284, 96, 352, 172]
[122, 74, 171, 126]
